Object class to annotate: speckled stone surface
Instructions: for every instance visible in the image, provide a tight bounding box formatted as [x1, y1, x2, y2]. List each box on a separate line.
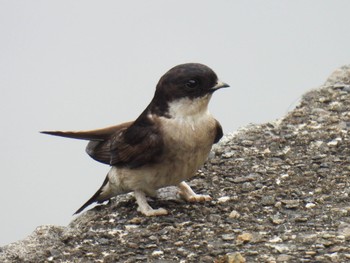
[1, 65, 350, 263]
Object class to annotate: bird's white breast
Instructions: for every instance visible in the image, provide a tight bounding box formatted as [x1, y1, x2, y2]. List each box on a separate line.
[149, 96, 217, 187]
[107, 95, 218, 196]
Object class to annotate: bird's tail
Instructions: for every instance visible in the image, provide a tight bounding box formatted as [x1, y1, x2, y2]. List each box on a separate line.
[74, 175, 110, 215]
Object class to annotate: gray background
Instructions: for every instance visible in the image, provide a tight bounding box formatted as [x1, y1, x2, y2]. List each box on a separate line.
[1, 0, 350, 245]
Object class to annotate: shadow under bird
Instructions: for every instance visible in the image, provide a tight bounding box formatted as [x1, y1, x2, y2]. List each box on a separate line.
[41, 63, 229, 216]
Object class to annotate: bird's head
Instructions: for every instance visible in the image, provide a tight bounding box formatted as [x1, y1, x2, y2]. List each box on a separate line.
[151, 63, 229, 117]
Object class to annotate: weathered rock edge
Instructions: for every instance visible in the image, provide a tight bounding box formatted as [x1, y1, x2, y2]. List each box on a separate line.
[1, 65, 350, 262]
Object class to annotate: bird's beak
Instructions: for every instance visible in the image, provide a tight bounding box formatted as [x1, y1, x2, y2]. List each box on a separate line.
[211, 81, 230, 91]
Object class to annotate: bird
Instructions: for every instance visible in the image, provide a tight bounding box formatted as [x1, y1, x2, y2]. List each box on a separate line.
[41, 63, 229, 216]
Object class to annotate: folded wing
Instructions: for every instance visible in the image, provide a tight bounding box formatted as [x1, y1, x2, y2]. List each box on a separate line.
[41, 119, 164, 168]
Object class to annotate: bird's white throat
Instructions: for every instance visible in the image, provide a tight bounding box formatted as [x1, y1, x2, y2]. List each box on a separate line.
[166, 95, 212, 119]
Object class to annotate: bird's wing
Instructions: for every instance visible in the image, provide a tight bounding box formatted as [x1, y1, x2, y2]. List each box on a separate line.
[86, 119, 163, 168]
[84, 122, 131, 165]
[110, 120, 163, 168]
[214, 119, 223, 143]
[42, 122, 139, 165]
[41, 122, 133, 141]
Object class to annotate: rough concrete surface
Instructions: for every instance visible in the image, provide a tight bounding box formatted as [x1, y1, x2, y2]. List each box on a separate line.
[1, 65, 350, 262]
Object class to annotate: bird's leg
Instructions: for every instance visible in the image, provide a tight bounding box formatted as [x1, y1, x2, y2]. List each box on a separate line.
[134, 190, 168, 216]
[178, 181, 212, 202]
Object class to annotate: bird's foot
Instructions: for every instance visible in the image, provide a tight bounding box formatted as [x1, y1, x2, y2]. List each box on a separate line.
[185, 194, 212, 202]
[137, 206, 168, 216]
[134, 190, 168, 217]
[178, 181, 212, 202]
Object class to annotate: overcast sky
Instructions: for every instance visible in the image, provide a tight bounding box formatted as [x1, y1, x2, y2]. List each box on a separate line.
[1, 1, 350, 246]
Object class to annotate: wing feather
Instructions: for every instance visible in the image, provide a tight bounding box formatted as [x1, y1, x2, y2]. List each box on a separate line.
[86, 118, 163, 167]
[42, 116, 164, 167]
[214, 119, 223, 143]
[41, 122, 132, 141]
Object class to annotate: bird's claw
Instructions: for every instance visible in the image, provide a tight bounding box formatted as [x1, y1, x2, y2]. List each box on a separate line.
[137, 207, 168, 216]
[185, 194, 212, 202]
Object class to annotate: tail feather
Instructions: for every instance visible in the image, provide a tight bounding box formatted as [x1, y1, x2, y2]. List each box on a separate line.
[74, 176, 109, 215]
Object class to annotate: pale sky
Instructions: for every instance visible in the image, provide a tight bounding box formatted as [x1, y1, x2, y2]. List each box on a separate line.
[1, 0, 350, 245]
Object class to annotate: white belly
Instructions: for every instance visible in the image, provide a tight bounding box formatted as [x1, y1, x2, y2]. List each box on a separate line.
[108, 113, 216, 196]
[106, 96, 217, 197]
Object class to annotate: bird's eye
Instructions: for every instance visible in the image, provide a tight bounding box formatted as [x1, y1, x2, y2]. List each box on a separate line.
[185, 79, 199, 89]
